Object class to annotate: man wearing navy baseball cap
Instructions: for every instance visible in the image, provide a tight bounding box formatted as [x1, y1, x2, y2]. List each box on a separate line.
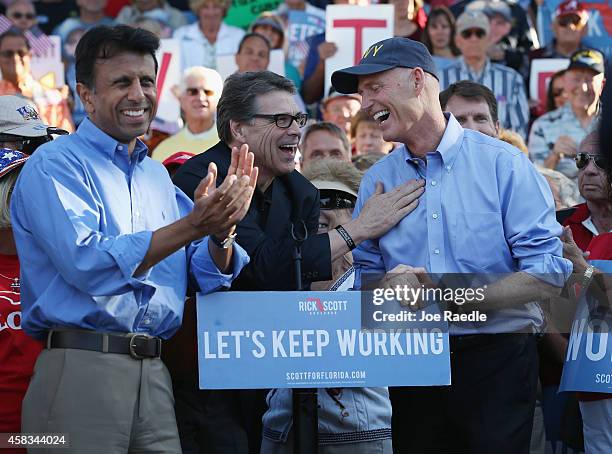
[332, 37, 572, 454]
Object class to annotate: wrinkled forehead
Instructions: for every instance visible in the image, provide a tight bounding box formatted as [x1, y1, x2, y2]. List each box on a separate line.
[254, 90, 298, 113]
[578, 136, 601, 155]
[357, 68, 406, 92]
[446, 95, 492, 116]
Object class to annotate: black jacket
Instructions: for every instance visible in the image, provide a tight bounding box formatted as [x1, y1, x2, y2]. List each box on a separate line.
[173, 141, 332, 290]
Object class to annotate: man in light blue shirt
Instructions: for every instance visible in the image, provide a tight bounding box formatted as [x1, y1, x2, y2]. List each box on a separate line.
[11, 25, 256, 453]
[332, 37, 572, 453]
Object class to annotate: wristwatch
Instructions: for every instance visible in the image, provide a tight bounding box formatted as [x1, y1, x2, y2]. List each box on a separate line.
[210, 232, 237, 249]
[581, 264, 595, 291]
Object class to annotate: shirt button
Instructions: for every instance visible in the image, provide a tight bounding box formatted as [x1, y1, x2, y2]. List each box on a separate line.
[434, 248, 440, 255]
[143, 318, 151, 325]
[117, 145, 123, 151]
[431, 180, 437, 186]
[432, 213, 439, 219]
[446, 165, 451, 172]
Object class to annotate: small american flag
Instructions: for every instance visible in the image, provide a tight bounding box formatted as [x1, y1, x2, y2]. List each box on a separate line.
[0, 15, 54, 57]
[0, 148, 28, 178]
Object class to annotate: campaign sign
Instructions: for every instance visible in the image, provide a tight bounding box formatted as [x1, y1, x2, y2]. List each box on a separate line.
[538, 0, 612, 57]
[197, 291, 451, 389]
[154, 39, 181, 126]
[287, 11, 325, 71]
[529, 58, 568, 109]
[559, 260, 612, 393]
[324, 5, 394, 95]
[225, 0, 283, 30]
[30, 35, 63, 89]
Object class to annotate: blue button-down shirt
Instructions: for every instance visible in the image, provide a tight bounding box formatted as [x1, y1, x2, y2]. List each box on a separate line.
[11, 118, 249, 340]
[353, 114, 572, 334]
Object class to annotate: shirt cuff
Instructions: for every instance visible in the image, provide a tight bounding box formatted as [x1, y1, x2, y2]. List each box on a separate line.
[106, 230, 155, 287]
[519, 254, 573, 287]
[190, 236, 250, 294]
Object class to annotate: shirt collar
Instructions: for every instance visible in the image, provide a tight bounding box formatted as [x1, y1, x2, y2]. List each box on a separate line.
[76, 117, 149, 163]
[459, 56, 491, 79]
[402, 113, 463, 168]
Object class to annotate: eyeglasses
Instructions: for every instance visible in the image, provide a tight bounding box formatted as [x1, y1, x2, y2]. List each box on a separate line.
[558, 15, 582, 28]
[10, 12, 35, 20]
[252, 112, 308, 128]
[575, 152, 607, 170]
[0, 49, 30, 59]
[460, 28, 486, 39]
[186, 87, 214, 97]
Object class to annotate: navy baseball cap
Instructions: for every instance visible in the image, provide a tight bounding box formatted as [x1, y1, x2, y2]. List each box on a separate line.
[331, 37, 438, 94]
[568, 48, 605, 74]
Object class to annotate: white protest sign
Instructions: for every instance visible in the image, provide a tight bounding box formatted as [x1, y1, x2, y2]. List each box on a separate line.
[324, 5, 394, 95]
[155, 39, 182, 124]
[529, 58, 569, 109]
[216, 49, 286, 81]
[29, 35, 63, 89]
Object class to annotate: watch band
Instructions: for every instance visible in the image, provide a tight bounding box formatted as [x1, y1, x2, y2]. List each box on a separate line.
[581, 264, 595, 292]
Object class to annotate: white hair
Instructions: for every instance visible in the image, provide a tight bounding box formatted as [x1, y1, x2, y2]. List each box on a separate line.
[178, 66, 223, 96]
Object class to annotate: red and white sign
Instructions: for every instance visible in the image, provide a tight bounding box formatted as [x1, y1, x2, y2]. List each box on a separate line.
[529, 58, 569, 111]
[155, 39, 182, 125]
[324, 5, 394, 95]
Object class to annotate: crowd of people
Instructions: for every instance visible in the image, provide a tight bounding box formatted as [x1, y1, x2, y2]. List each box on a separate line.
[0, 1, 610, 454]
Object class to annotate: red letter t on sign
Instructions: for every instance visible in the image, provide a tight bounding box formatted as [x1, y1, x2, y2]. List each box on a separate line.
[332, 19, 388, 64]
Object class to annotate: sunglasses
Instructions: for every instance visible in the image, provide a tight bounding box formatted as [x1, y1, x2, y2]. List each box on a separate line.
[558, 15, 582, 27]
[460, 28, 486, 39]
[575, 152, 606, 170]
[0, 49, 29, 58]
[10, 12, 35, 20]
[186, 87, 214, 97]
[319, 189, 356, 210]
[252, 112, 308, 129]
[557, 15, 580, 27]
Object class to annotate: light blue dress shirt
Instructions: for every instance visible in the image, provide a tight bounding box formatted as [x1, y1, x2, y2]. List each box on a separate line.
[11, 118, 249, 340]
[353, 114, 573, 334]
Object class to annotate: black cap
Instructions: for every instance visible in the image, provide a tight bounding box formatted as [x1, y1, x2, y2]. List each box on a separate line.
[331, 37, 438, 94]
[568, 48, 605, 74]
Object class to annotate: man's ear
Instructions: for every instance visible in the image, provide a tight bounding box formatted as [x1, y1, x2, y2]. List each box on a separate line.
[230, 119, 246, 143]
[76, 82, 94, 115]
[412, 67, 426, 97]
[495, 120, 500, 137]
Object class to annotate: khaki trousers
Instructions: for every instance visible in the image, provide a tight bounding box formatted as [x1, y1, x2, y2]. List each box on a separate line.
[22, 348, 182, 454]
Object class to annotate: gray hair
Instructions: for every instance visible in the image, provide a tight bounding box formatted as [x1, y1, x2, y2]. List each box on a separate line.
[216, 71, 296, 144]
[300, 121, 350, 156]
[177, 66, 223, 96]
[0, 169, 20, 228]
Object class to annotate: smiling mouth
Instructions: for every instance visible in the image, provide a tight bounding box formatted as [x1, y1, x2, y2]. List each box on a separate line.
[122, 108, 146, 118]
[373, 109, 390, 124]
[279, 144, 298, 157]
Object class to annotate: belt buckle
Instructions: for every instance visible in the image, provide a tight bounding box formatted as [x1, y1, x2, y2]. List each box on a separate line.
[129, 334, 151, 360]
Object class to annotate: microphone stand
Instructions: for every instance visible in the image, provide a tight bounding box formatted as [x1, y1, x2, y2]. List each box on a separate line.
[291, 221, 318, 453]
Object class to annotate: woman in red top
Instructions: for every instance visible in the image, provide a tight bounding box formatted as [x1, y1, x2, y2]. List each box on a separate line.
[0, 149, 43, 453]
